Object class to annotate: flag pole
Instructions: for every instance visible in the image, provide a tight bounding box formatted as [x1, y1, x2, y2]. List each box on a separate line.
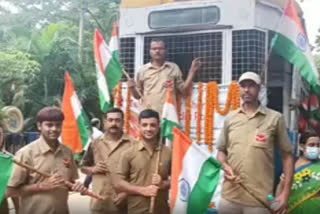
[261, 0, 288, 83]
[149, 140, 163, 214]
[238, 182, 272, 211]
[220, 167, 272, 211]
[122, 67, 153, 108]
[2, 151, 105, 201]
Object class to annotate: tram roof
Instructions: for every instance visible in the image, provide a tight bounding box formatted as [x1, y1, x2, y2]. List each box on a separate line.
[120, 0, 302, 15]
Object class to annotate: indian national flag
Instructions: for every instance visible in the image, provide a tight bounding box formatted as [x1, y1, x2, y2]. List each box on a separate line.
[0, 153, 13, 204]
[170, 128, 221, 214]
[271, 0, 319, 92]
[94, 24, 123, 113]
[61, 72, 90, 153]
[161, 88, 180, 147]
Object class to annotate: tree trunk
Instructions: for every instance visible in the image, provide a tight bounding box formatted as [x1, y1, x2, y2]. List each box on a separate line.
[78, 0, 86, 64]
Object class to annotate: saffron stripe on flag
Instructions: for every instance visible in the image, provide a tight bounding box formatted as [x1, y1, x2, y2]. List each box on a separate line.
[61, 72, 90, 153]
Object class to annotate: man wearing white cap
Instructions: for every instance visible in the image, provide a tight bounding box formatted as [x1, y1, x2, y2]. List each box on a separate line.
[217, 72, 294, 214]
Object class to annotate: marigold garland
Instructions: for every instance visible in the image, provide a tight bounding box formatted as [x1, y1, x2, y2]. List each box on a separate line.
[231, 82, 240, 110]
[213, 82, 240, 115]
[176, 95, 182, 119]
[124, 86, 131, 134]
[203, 82, 240, 151]
[209, 102, 214, 152]
[204, 82, 215, 151]
[185, 94, 192, 137]
[196, 82, 203, 144]
[114, 82, 123, 108]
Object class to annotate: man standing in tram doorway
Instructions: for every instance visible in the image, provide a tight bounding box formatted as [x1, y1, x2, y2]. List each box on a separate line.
[128, 38, 201, 115]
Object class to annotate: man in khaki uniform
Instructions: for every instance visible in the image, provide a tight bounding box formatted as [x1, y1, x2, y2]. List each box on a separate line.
[6, 107, 86, 214]
[128, 38, 201, 114]
[114, 109, 171, 214]
[217, 72, 294, 214]
[81, 108, 136, 214]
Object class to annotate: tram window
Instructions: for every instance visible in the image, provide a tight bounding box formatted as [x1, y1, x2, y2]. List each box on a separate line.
[144, 33, 223, 83]
[149, 6, 220, 29]
[119, 37, 135, 79]
[232, 30, 266, 80]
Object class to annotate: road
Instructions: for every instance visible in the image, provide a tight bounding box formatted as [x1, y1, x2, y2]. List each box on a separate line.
[9, 172, 91, 214]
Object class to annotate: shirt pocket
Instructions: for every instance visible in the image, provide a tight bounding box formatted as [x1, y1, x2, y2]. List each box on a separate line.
[251, 127, 275, 150]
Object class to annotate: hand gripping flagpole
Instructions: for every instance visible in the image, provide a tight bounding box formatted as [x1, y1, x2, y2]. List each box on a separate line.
[2, 151, 105, 200]
[149, 141, 163, 214]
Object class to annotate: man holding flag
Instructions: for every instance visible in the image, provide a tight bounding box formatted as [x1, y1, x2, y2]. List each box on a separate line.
[114, 109, 171, 214]
[216, 72, 294, 214]
[6, 107, 87, 214]
[81, 107, 136, 214]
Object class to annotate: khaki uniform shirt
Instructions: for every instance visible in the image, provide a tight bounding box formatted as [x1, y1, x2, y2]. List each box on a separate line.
[217, 105, 292, 206]
[81, 134, 136, 214]
[117, 142, 171, 214]
[8, 138, 79, 214]
[136, 61, 184, 114]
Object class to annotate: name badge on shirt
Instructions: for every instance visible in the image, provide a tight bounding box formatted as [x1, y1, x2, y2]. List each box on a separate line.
[255, 134, 267, 144]
[63, 158, 71, 168]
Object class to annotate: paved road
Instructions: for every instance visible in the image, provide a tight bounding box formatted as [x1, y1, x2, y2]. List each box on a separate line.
[68, 172, 91, 214]
[68, 191, 90, 214]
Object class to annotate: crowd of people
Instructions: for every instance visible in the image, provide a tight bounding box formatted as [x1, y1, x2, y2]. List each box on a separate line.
[0, 39, 319, 214]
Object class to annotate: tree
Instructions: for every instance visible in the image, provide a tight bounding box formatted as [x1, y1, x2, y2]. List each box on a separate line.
[0, 0, 121, 130]
[0, 51, 40, 108]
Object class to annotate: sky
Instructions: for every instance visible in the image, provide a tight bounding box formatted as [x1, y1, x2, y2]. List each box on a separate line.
[298, 0, 320, 48]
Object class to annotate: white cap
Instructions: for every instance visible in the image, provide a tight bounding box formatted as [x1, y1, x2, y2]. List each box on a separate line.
[91, 118, 100, 124]
[238, 72, 261, 85]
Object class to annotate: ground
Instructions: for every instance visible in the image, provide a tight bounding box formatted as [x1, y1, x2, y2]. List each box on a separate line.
[9, 172, 91, 214]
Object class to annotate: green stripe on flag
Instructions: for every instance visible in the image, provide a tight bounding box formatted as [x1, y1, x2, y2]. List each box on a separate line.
[187, 157, 221, 214]
[271, 34, 319, 93]
[98, 89, 111, 113]
[100, 50, 122, 113]
[76, 110, 91, 149]
[0, 153, 13, 204]
[161, 118, 181, 141]
[105, 52, 122, 97]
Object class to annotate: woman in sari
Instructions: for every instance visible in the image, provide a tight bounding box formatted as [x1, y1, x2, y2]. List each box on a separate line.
[283, 131, 320, 214]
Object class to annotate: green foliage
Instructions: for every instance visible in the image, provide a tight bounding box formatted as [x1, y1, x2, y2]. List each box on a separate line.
[0, 0, 120, 130]
[0, 51, 40, 108]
